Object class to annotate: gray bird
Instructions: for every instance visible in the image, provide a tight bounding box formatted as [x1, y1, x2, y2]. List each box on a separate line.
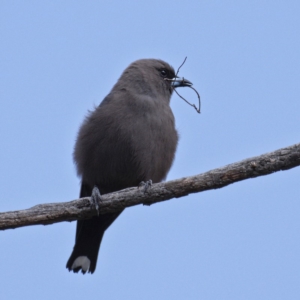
[66, 59, 192, 274]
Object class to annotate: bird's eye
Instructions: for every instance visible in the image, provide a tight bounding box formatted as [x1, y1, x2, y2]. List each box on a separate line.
[160, 69, 167, 77]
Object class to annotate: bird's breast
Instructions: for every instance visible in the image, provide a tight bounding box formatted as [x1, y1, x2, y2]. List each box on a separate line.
[75, 100, 178, 190]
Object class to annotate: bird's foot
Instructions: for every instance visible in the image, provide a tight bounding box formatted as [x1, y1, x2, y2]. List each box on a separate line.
[90, 186, 102, 215]
[138, 179, 153, 194]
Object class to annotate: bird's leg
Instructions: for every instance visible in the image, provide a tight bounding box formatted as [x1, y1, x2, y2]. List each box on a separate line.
[138, 179, 153, 194]
[90, 186, 102, 216]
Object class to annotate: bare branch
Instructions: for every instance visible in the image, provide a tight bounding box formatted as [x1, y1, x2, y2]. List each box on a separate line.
[173, 57, 201, 113]
[173, 87, 201, 113]
[175, 56, 187, 77]
[1, 142, 300, 231]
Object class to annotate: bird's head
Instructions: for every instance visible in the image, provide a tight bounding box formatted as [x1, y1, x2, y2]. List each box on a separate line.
[115, 59, 192, 102]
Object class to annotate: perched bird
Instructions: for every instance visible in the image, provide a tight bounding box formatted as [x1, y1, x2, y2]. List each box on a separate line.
[66, 59, 192, 274]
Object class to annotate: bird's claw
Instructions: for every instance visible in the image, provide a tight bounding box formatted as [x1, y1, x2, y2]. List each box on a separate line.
[90, 186, 102, 215]
[138, 179, 153, 194]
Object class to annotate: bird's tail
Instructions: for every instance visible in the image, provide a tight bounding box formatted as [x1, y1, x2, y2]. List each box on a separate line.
[66, 182, 122, 274]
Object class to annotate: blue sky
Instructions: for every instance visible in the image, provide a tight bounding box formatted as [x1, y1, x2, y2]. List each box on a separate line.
[1, 1, 300, 299]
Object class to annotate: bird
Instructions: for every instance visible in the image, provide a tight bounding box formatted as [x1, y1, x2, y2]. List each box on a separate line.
[66, 58, 192, 274]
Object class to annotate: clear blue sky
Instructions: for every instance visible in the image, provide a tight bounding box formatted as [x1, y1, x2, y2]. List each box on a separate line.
[1, 1, 300, 299]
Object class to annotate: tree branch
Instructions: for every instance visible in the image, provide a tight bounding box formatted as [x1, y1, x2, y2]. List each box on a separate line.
[1, 142, 300, 231]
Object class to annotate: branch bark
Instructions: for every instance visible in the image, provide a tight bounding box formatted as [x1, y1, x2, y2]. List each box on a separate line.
[1, 142, 299, 231]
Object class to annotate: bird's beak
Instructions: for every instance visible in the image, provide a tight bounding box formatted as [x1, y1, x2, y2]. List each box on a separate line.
[171, 76, 193, 88]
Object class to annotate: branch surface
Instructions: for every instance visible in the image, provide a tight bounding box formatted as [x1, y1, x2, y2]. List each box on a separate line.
[1, 142, 299, 230]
